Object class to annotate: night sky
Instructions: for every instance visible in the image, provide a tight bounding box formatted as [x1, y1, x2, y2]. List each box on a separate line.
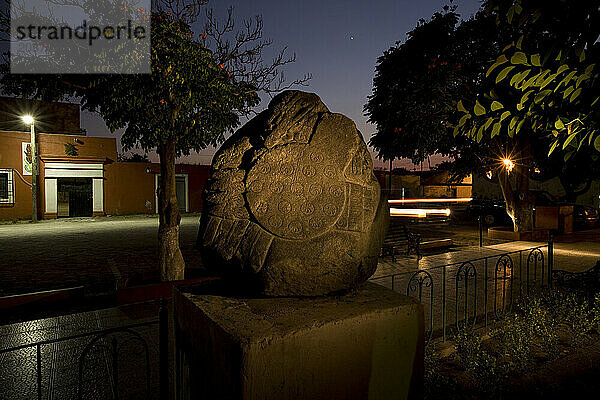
[82, 0, 482, 168]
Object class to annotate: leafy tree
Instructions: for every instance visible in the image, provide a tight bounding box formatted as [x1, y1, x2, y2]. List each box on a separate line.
[118, 153, 151, 163]
[367, 0, 600, 232]
[455, 0, 600, 231]
[365, 6, 515, 180]
[1, 1, 309, 280]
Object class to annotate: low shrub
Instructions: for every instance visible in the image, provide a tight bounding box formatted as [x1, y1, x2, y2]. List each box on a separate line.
[425, 289, 600, 399]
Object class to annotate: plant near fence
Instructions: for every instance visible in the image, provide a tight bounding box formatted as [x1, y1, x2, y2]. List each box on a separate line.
[492, 296, 559, 375]
[425, 289, 600, 399]
[424, 344, 457, 400]
[550, 291, 600, 347]
[374, 243, 553, 342]
[453, 326, 503, 395]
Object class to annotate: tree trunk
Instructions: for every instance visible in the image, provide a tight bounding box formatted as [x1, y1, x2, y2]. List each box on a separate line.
[497, 135, 533, 233]
[157, 140, 185, 281]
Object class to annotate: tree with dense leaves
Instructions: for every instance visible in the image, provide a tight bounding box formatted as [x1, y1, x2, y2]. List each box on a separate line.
[365, 6, 517, 179]
[1, 0, 309, 280]
[367, 0, 600, 232]
[455, 0, 600, 231]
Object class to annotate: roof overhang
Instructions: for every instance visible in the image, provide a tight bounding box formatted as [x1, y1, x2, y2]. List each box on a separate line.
[40, 155, 112, 164]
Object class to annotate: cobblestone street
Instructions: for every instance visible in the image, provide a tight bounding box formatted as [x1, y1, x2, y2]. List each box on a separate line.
[0, 215, 204, 297]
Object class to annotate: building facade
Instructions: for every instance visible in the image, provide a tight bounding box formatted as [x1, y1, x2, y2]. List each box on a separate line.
[0, 130, 209, 220]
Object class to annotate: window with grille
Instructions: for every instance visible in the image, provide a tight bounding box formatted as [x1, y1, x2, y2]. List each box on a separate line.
[0, 169, 14, 204]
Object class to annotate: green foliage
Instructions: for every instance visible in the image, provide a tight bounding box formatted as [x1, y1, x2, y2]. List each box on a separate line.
[426, 289, 600, 399]
[454, 327, 502, 392]
[424, 344, 456, 399]
[82, 12, 259, 155]
[365, 9, 502, 168]
[118, 152, 151, 163]
[549, 291, 600, 347]
[366, 0, 600, 186]
[455, 0, 600, 161]
[64, 143, 78, 157]
[492, 296, 559, 374]
[1, 9, 260, 156]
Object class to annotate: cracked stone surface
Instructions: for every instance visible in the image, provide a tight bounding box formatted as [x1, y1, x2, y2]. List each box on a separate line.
[197, 90, 389, 296]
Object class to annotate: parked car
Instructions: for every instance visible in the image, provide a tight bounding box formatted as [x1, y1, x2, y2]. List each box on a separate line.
[574, 205, 600, 228]
[530, 190, 599, 229]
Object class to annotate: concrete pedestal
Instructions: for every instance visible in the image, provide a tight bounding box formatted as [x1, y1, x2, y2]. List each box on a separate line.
[174, 282, 424, 400]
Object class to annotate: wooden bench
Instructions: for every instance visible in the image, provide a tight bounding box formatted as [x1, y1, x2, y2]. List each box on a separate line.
[421, 238, 453, 250]
[381, 223, 422, 261]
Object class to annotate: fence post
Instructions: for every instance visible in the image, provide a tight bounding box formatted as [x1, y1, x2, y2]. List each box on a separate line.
[159, 298, 169, 400]
[479, 215, 483, 247]
[548, 233, 554, 288]
[37, 344, 42, 400]
[442, 267, 447, 342]
[111, 337, 120, 400]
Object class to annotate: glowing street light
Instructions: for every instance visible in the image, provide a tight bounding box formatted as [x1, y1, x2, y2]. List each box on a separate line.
[502, 158, 514, 173]
[22, 115, 37, 222]
[21, 115, 34, 125]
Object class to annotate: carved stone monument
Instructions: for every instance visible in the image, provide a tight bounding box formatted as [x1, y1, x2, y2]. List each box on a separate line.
[177, 91, 423, 400]
[197, 90, 388, 296]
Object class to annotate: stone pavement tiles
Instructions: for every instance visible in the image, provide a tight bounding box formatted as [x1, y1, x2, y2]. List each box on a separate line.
[0, 301, 160, 400]
[0, 215, 204, 297]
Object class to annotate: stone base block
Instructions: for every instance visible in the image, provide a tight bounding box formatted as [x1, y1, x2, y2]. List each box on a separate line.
[174, 282, 424, 400]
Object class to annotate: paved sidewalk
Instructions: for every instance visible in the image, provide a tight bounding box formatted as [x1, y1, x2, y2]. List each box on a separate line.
[2, 215, 599, 299]
[0, 301, 161, 400]
[0, 215, 204, 297]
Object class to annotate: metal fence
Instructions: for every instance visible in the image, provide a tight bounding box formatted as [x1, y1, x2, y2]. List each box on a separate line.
[370, 237, 554, 342]
[0, 299, 169, 400]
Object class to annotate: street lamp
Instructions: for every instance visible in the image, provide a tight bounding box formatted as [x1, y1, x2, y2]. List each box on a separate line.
[22, 115, 34, 125]
[502, 157, 514, 173]
[22, 115, 37, 222]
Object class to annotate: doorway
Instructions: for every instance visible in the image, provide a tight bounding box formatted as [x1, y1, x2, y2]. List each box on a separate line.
[154, 174, 189, 214]
[57, 178, 93, 217]
[176, 176, 187, 212]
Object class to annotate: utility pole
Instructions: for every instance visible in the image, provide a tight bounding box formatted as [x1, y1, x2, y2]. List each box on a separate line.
[388, 158, 393, 193]
[23, 116, 37, 222]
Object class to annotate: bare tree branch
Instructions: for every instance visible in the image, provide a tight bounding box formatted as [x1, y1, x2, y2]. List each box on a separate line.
[204, 6, 311, 103]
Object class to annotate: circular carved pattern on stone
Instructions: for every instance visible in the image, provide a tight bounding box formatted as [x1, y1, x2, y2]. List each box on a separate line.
[329, 185, 344, 197]
[278, 201, 292, 214]
[246, 143, 345, 240]
[323, 165, 336, 178]
[300, 202, 315, 215]
[248, 180, 263, 193]
[268, 215, 283, 229]
[288, 221, 303, 235]
[323, 204, 338, 217]
[302, 165, 316, 177]
[308, 217, 322, 230]
[269, 181, 284, 194]
[309, 152, 324, 163]
[280, 163, 294, 176]
[309, 184, 322, 196]
[290, 182, 304, 195]
[258, 163, 271, 175]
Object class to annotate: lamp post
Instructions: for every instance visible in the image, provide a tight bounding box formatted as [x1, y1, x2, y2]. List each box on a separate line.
[502, 157, 514, 174]
[22, 115, 37, 222]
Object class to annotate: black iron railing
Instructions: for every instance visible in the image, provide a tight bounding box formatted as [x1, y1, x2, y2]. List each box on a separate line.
[371, 237, 554, 342]
[0, 299, 169, 400]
